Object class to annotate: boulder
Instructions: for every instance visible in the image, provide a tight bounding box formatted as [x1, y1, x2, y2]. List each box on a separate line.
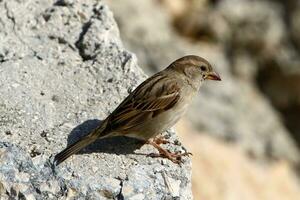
[0, 0, 192, 199]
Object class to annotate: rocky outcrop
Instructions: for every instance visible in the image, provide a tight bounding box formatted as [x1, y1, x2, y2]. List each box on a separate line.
[0, 0, 192, 199]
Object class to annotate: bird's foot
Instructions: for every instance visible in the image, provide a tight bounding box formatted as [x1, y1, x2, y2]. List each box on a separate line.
[153, 135, 171, 145]
[147, 140, 192, 164]
[148, 151, 192, 164]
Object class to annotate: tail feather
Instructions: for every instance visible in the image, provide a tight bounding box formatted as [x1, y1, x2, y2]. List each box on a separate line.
[54, 120, 110, 165]
[54, 134, 97, 165]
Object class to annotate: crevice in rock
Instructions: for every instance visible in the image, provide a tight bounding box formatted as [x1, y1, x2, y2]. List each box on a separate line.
[74, 4, 108, 62]
[48, 35, 76, 51]
[120, 52, 132, 71]
[54, 0, 73, 7]
[4, 2, 16, 28]
[116, 179, 124, 200]
[75, 20, 94, 61]
[0, 55, 9, 63]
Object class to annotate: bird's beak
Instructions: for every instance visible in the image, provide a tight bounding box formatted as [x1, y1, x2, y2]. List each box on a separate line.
[206, 71, 221, 81]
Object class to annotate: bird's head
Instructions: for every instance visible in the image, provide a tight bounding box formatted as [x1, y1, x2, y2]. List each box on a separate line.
[168, 55, 221, 82]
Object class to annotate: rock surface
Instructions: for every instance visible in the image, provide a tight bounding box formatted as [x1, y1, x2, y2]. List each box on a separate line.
[0, 0, 192, 199]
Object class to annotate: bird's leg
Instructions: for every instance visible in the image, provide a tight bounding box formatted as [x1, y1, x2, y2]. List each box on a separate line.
[152, 135, 171, 145]
[146, 140, 192, 164]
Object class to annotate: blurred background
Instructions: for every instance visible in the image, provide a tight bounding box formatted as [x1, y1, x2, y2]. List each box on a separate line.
[105, 0, 300, 199]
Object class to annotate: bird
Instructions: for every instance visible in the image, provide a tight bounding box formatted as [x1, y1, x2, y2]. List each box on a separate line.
[54, 55, 221, 165]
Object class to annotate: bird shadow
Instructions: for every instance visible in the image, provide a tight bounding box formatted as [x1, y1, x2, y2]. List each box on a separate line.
[66, 119, 145, 156]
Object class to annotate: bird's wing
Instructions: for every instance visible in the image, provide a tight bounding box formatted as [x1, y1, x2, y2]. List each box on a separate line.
[106, 73, 181, 132]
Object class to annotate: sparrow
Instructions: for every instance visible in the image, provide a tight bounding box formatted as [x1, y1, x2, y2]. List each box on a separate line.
[54, 55, 221, 165]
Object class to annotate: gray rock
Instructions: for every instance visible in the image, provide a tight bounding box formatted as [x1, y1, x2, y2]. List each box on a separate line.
[0, 0, 192, 199]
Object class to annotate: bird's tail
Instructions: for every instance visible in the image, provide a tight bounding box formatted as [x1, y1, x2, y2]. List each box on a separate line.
[54, 125, 106, 165]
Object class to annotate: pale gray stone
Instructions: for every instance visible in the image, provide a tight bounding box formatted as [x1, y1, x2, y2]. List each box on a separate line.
[0, 0, 192, 199]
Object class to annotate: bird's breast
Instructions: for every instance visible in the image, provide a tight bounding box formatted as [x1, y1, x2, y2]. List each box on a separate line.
[125, 83, 198, 140]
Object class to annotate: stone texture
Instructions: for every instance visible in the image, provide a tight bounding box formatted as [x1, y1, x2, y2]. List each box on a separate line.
[0, 0, 192, 199]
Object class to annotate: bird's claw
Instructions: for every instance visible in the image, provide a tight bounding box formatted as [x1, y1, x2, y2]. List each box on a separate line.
[147, 151, 192, 164]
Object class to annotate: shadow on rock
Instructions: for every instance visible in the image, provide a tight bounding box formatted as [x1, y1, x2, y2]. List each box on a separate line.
[66, 119, 144, 156]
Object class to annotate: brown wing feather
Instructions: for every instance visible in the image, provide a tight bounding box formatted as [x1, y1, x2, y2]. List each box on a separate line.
[106, 73, 180, 132]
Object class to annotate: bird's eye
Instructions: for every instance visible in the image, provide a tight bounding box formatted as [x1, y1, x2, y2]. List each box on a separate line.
[200, 65, 207, 71]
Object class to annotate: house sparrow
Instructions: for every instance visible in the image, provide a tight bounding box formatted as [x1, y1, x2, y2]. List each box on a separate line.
[54, 55, 221, 165]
